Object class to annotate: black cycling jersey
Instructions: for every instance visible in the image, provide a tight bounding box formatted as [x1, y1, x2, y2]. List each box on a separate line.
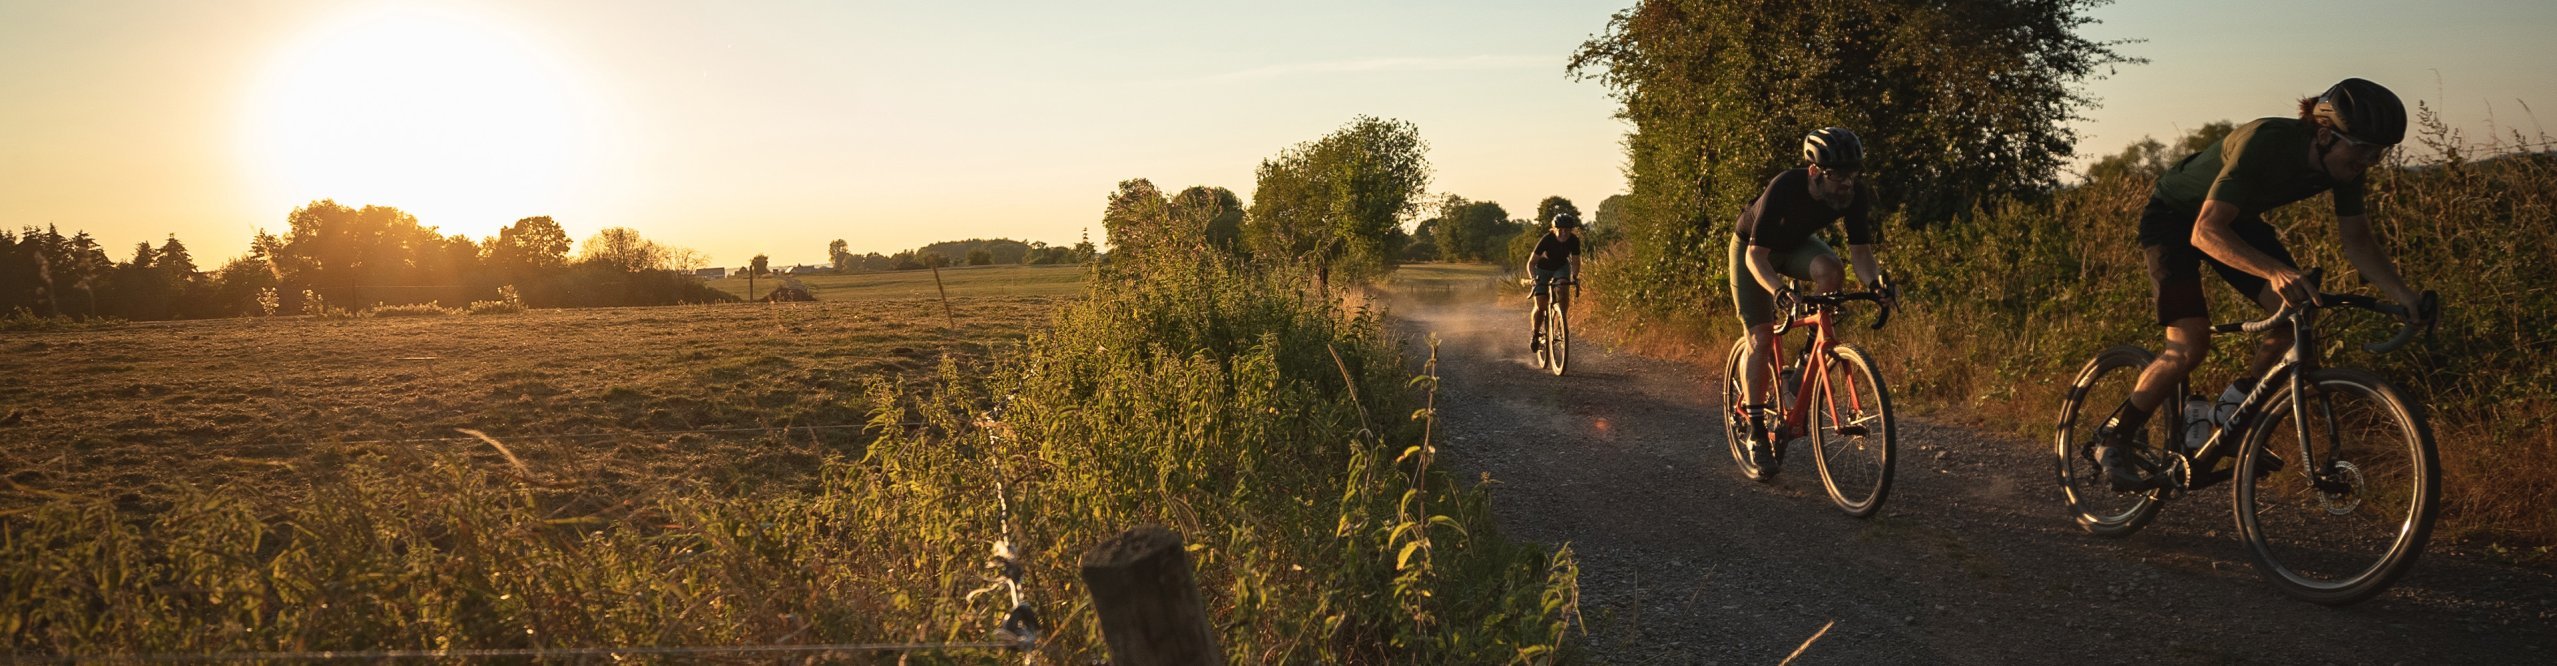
[1530, 232, 1581, 271]
[1735, 168, 1877, 251]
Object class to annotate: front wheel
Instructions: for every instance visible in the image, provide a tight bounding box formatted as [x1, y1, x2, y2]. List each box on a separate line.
[1721, 336, 1775, 482]
[1810, 344, 1894, 517]
[2233, 368, 2439, 605]
[2054, 345, 2169, 537]
[1547, 300, 1571, 376]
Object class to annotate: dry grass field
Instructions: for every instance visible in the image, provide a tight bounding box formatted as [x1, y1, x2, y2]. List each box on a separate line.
[0, 292, 1071, 512]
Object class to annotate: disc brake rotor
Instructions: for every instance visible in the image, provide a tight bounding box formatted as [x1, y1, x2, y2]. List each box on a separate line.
[2317, 460, 2365, 515]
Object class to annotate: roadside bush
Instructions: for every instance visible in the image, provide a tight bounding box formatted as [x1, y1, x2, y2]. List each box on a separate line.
[464, 285, 526, 315]
[366, 301, 457, 317]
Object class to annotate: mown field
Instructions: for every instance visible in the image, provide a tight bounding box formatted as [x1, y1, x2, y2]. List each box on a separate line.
[0, 295, 1063, 512]
[703, 263, 1089, 301]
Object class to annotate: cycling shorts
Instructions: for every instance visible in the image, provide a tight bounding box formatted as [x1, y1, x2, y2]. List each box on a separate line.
[1531, 266, 1573, 297]
[2139, 198, 2296, 326]
[1729, 234, 1837, 327]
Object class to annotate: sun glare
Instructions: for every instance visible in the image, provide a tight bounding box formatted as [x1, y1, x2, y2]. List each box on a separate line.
[241, 7, 593, 238]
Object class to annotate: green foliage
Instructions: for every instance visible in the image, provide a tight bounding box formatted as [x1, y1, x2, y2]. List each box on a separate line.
[1568, 0, 2136, 320]
[1244, 116, 1432, 285]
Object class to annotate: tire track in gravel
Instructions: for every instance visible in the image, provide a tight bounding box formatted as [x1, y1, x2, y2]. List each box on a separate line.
[1382, 280, 2555, 665]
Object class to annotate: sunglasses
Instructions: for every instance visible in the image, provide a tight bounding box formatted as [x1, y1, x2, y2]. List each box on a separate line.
[1816, 168, 1861, 183]
[2333, 131, 2391, 158]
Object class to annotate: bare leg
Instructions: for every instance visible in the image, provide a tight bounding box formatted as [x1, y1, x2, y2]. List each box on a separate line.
[2128, 318, 2213, 413]
[1741, 322, 1778, 406]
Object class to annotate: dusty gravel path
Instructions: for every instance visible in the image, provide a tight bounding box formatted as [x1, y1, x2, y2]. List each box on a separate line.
[1383, 281, 2554, 664]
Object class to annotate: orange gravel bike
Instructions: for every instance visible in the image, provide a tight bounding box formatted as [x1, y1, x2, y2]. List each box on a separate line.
[1720, 279, 1898, 517]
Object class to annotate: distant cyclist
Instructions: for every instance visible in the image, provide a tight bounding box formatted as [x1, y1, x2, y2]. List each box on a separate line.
[2092, 78, 2433, 490]
[1527, 212, 1584, 353]
[1730, 127, 1893, 467]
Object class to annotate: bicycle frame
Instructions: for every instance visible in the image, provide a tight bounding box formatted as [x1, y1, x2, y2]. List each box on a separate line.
[1754, 307, 1867, 441]
[2163, 308, 2322, 491]
[2160, 279, 2432, 493]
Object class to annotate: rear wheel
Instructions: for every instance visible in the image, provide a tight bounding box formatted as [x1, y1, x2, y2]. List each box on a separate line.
[1811, 344, 1893, 517]
[1721, 336, 1775, 482]
[2233, 368, 2438, 605]
[2054, 345, 2169, 537]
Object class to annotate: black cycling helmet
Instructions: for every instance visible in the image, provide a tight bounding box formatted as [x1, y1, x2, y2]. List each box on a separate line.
[2314, 78, 2407, 146]
[1802, 127, 1865, 169]
[1551, 212, 1582, 229]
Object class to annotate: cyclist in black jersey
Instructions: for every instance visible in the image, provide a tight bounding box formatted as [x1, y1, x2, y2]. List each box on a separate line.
[1730, 127, 1895, 467]
[1526, 212, 1584, 352]
[2092, 78, 2435, 491]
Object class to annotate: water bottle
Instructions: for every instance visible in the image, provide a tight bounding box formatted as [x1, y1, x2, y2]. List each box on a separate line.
[2179, 395, 2214, 452]
[2213, 382, 2248, 431]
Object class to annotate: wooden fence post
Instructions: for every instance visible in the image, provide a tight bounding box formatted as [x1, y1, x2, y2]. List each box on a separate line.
[1081, 525, 1222, 665]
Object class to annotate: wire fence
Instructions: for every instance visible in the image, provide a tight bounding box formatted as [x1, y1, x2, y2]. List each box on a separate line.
[5, 418, 1048, 663]
[7, 640, 1025, 664]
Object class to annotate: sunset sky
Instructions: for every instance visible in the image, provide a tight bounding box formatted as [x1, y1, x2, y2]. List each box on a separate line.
[4, 0, 2551, 267]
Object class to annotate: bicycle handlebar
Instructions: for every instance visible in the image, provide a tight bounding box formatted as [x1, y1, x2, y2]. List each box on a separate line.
[2215, 269, 2439, 353]
[1778, 278, 1897, 331]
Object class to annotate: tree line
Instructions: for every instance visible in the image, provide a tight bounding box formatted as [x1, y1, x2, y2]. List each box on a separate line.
[816, 236, 1098, 273]
[2, 200, 731, 321]
[1098, 114, 1607, 283]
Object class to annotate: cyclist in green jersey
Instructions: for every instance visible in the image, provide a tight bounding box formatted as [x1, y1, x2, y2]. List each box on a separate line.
[2092, 78, 2434, 490]
[1731, 127, 1894, 467]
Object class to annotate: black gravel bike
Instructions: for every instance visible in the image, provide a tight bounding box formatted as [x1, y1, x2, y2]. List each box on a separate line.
[1533, 277, 1578, 376]
[2055, 269, 2441, 605]
[1720, 280, 1897, 517]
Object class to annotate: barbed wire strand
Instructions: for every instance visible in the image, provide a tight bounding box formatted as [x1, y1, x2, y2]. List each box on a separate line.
[300, 422, 925, 447]
[7, 640, 1021, 663]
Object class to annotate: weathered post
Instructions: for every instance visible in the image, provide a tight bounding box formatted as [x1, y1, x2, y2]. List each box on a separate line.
[1080, 525, 1222, 665]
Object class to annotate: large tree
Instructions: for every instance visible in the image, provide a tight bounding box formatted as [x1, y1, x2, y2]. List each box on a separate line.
[1568, 0, 2135, 315]
[487, 216, 571, 279]
[1168, 186, 1247, 254]
[1242, 116, 1431, 284]
[577, 227, 669, 273]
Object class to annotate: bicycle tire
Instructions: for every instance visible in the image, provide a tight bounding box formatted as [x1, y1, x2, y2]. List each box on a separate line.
[1548, 299, 1570, 376]
[1811, 344, 1894, 517]
[2054, 345, 2168, 537]
[2232, 367, 2439, 605]
[1721, 336, 1775, 482]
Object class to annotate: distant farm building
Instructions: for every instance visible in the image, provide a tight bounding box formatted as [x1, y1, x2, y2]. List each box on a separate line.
[693, 267, 729, 279]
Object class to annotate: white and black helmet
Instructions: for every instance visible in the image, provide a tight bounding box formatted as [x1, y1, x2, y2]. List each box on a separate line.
[1551, 212, 1582, 228]
[1801, 127, 1865, 169]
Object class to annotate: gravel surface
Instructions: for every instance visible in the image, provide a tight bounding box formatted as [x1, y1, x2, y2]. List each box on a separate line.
[1384, 284, 2555, 665]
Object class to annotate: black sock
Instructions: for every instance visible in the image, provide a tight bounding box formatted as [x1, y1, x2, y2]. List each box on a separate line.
[2100, 400, 2152, 437]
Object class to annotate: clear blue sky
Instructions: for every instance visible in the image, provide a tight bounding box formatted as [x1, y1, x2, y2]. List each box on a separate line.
[2, 0, 2548, 266]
